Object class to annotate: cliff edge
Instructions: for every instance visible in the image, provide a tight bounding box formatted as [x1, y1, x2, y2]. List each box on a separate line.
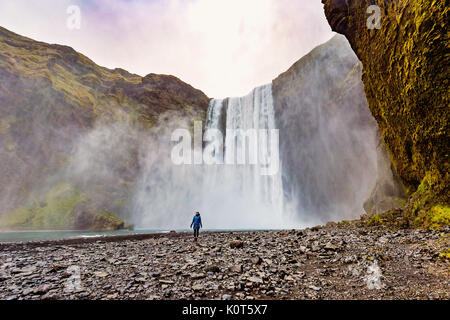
[322, 0, 449, 228]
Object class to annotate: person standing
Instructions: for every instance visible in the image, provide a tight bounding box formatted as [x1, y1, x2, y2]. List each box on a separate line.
[190, 212, 202, 241]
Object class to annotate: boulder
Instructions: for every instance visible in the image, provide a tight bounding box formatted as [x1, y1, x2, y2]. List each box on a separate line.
[229, 241, 244, 249]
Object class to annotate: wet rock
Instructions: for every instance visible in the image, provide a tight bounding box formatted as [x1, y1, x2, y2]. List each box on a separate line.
[308, 285, 321, 291]
[211, 246, 222, 253]
[191, 273, 206, 280]
[251, 257, 262, 265]
[94, 271, 109, 278]
[230, 241, 244, 249]
[324, 242, 339, 251]
[248, 277, 263, 284]
[205, 265, 220, 273]
[0, 226, 448, 300]
[0, 272, 9, 282]
[34, 284, 51, 295]
[192, 284, 203, 291]
[229, 265, 242, 273]
[11, 266, 36, 275]
[159, 280, 174, 285]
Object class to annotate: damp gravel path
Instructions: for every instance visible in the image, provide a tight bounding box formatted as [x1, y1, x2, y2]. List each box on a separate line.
[0, 225, 448, 300]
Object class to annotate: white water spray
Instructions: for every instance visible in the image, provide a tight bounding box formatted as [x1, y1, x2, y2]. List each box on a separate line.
[204, 84, 286, 226]
[133, 84, 294, 229]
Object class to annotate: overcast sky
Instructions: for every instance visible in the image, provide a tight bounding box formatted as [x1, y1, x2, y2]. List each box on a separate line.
[0, 0, 334, 98]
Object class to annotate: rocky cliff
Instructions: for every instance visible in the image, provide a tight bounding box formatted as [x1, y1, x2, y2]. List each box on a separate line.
[0, 27, 209, 230]
[273, 35, 391, 223]
[322, 0, 449, 228]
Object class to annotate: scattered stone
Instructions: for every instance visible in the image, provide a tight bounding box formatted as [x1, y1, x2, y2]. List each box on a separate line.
[324, 242, 338, 251]
[299, 246, 308, 253]
[34, 284, 51, 295]
[309, 285, 321, 291]
[0, 272, 9, 282]
[229, 241, 244, 249]
[191, 273, 206, 280]
[251, 257, 262, 265]
[248, 277, 263, 284]
[205, 265, 220, 273]
[192, 284, 203, 291]
[94, 271, 109, 278]
[229, 265, 243, 273]
[12, 266, 36, 275]
[0, 226, 447, 300]
[158, 280, 174, 284]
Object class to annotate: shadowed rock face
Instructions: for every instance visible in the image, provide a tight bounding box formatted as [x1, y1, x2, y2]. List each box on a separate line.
[322, 0, 353, 35]
[273, 35, 381, 223]
[322, 0, 449, 225]
[0, 27, 209, 230]
[363, 132, 407, 216]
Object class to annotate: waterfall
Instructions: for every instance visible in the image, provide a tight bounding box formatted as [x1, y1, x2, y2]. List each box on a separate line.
[204, 84, 285, 224]
[133, 83, 292, 230]
[131, 36, 378, 230]
[132, 77, 376, 230]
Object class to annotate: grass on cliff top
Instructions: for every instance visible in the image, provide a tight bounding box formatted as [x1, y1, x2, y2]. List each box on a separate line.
[0, 31, 147, 117]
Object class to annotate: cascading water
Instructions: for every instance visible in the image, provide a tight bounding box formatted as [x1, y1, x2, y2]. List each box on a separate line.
[204, 84, 285, 225]
[133, 84, 294, 230]
[129, 35, 379, 230]
[132, 35, 378, 230]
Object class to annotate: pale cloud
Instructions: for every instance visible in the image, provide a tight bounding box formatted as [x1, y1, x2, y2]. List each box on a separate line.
[0, 0, 333, 98]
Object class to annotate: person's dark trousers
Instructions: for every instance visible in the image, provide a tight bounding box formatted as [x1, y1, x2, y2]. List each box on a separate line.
[193, 228, 199, 238]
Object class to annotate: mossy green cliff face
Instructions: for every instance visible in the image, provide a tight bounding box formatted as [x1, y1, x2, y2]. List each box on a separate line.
[322, 0, 449, 227]
[0, 183, 124, 230]
[0, 27, 209, 230]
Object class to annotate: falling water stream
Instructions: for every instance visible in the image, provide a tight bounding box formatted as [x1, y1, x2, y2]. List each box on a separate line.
[132, 83, 295, 230]
[204, 84, 285, 222]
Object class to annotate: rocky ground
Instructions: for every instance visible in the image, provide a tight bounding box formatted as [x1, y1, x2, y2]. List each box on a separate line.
[0, 224, 449, 300]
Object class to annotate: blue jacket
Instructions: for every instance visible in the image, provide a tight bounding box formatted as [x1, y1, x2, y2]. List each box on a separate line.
[191, 215, 202, 229]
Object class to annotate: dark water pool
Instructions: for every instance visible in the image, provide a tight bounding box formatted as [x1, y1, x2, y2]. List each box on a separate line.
[0, 228, 273, 243]
[0, 229, 174, 243]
